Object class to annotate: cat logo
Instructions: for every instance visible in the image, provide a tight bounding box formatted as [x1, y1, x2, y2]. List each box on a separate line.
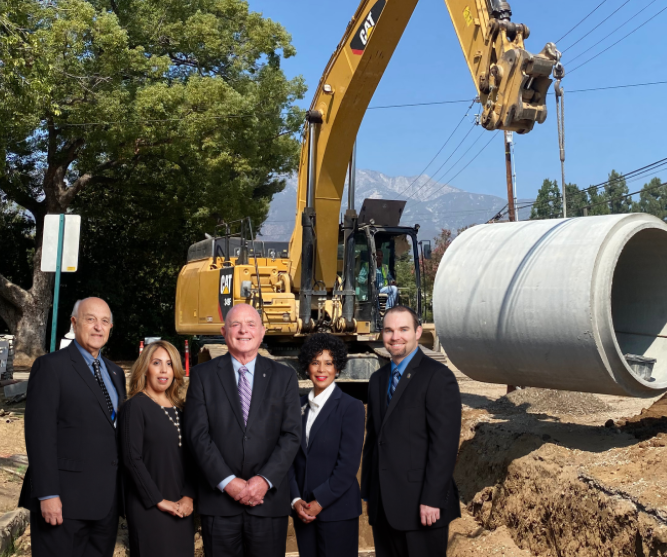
[350, 0, 386, 55]
[218, 268, 234, 319]
[220, 273, 232, 295]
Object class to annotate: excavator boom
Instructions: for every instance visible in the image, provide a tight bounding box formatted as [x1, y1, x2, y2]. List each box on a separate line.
[175, 0, 559, 376]
[288, 0, 559, 301]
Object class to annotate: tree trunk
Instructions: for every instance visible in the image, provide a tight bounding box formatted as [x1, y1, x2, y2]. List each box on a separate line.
[0, 224, 55, 366]
[13, 296, 51, 365]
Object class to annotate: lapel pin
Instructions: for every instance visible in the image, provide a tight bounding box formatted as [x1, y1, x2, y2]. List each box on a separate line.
[407, 373, 411, 378]
[263, 373, 266, 377]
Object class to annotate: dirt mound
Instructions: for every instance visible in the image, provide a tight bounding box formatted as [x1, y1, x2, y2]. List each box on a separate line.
[490, 387, 611, 417]
[456, 405, 667, 557]
[617, 393, 667, 440]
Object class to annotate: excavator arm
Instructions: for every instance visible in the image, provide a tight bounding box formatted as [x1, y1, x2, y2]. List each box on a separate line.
[288, 0, 559, 329]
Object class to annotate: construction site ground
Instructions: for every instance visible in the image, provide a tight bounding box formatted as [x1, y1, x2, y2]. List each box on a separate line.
[3, 361, 667, 556]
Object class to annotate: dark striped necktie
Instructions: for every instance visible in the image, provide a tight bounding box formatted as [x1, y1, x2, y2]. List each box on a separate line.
[387, 368, 401, 406]
[92, 359, 115, 420]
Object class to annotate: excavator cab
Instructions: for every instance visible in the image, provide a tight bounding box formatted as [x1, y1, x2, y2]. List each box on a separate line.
[338, 224, 422, 331]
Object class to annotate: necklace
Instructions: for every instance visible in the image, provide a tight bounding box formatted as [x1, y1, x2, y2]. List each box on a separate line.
[143, 390, 182, 447]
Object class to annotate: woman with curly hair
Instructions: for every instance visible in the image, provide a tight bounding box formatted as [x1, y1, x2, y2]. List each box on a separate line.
[119, 340, 195, 556]
[289, 333, 365, 557]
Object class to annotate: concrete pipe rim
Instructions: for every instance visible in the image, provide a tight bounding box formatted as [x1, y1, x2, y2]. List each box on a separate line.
[595, 215, 667, 397]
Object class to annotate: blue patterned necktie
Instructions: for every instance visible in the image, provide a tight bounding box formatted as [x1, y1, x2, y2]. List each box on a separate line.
[387, 367, 401, 406]
[238, 366, 252, 426]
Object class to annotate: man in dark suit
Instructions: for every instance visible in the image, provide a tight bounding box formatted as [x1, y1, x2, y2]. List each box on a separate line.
[184, 303, 301, 557]
[361, 305, 462, 557]
[20, 297, 126, 557]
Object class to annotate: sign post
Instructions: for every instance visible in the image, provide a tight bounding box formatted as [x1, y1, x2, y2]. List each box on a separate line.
[50, 215, 65, 352]
[41, 215, 82, 352]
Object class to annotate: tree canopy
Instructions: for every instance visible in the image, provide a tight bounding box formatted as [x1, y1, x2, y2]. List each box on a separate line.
[530, 179, 562, 219]
[0, 0, 305, 360]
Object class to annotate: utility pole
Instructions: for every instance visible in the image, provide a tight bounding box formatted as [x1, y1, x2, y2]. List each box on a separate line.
[505, 131, 516, 222]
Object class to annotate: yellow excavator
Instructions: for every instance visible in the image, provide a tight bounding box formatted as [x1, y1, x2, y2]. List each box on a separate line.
[175, 0, 561, 389]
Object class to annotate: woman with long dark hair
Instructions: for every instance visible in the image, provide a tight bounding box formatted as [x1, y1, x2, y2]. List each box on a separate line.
[289, 333, 365, 557]
[119, 340, 195, 556]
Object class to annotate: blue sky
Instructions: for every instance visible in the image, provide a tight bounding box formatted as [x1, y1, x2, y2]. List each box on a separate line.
[248, 0, 665, 204]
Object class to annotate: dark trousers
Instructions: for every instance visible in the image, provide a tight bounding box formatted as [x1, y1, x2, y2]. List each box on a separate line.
[293, 516, 359, 557]
[201, 512, 288, 557]
[372, 496, 449, 557]
[30, 496, 118, 557]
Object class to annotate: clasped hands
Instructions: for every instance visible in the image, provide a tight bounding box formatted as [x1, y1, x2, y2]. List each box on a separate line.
[224, 476, 269, 507]
[157, 496, 194, 518]
[293, 499, 323, 523]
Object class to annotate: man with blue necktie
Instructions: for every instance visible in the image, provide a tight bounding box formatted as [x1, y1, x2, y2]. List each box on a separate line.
[361, 306, 462, 557]
[184, 303, 301, 557]
[20, 297, 126, 557]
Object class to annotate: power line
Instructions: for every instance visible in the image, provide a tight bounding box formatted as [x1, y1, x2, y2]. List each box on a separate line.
[430, 129, 486, 188]
[367, 98, 472, 110]
[522, 167, 667, 214]
[397, 100, 476, 198]
[569, 4, 666, 73]
[587, 178, 667, 209]
[566, 80, 667, 94]
[566, 0, 659, 64]
[556, 0, 610, 43]
[406, 123, 477, 200]
[365, 80, 667, 112]
[48, 80, 667, 128]
[561, 0, 631, 54]
[422, 132, 499, 201]
[514, 156, 667, 214]
[58, 109, 293, 127]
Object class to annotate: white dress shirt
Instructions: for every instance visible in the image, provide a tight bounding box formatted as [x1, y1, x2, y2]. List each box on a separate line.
[305, 381, 336, 446]
[291, 382, 337, 509]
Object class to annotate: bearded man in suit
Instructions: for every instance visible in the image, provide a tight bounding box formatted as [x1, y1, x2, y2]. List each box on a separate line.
[20, 297, 126, 557]
[185, 303, 301, 557]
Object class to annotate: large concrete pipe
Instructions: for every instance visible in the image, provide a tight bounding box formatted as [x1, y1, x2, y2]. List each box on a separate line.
[433, 214, 667, 397]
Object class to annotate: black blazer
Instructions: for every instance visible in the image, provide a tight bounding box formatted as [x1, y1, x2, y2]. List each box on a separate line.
[184, 353, 301, 517]
[361, 349, 462, 532]
[19, 342, 127, 520]
[288, 385, 364, 522]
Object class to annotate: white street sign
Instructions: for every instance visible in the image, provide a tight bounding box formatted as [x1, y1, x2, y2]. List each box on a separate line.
[41, 215, 82, 272]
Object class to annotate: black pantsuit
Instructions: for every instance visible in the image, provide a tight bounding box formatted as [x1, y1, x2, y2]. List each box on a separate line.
[119, 393, 195, 557]
[289, 386, 365, 557]
[361, 349, 462, 557]
[19, 342, 126, 557]
[292, 517, 359, 557]
[184, 353, 301, 557]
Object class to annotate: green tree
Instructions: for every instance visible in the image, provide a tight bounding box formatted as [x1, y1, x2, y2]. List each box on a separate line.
[0, 0, 305, 361]
[564, 182, 589, 217]
[631, 177, 667, 220]
[605, 170, 631, 214]
[588, 186, 610, 215]
[530, 179, 562, 219]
